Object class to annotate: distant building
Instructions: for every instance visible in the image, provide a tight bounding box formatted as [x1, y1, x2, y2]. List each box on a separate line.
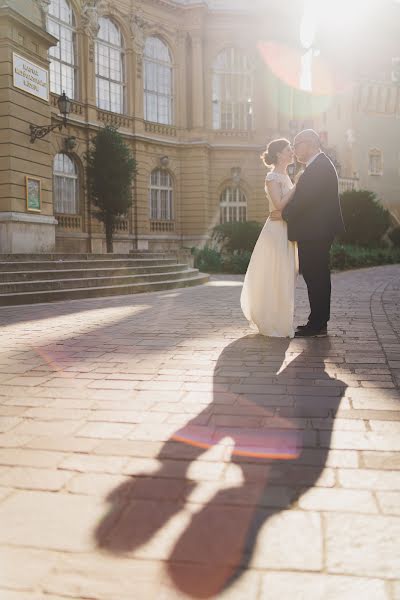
[0, 0, 399, 254]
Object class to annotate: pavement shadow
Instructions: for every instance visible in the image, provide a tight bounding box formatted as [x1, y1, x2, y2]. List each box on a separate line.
[95, 334, 347, 598]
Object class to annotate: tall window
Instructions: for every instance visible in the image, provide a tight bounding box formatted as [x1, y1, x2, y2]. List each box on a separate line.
[95, 17, 124, 113]
[47, 0, 76, 98]
[212, 48, 253, 130]
[220, 187, 247, 223]
[369, 148, 383, 175]
[144, 37, 173, 124]
[149, 169, 173, 220]
[53, 153, 78, 214]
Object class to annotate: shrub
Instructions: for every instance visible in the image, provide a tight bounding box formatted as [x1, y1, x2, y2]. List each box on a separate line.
[330, 243, 400, 270]
[389, 226, 400, 247]
[212, 221, 263, 254]
[222, 251, 252, 274]
[338, 189, 390, 246]
[192, 246, 223, 272]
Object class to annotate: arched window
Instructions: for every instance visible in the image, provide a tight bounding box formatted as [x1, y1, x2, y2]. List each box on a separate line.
[220, 187, 247, 223]
[53, 153, 78, 214]
[368, 148, 383, 175]
[47, 0, 76, 98]
[144, 37, 173, 124]
[212, 47, 253, 130]
[95, 17, 124, 113]
[149, 169, 173, 220]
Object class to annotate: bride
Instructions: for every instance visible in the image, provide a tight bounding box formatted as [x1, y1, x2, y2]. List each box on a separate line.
[241, 138, 299, 337]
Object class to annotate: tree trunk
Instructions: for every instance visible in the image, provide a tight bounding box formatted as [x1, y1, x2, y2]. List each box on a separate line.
[105, 218, 114, 253]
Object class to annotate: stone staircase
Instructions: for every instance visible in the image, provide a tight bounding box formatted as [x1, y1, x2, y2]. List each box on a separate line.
[0, 252, 209, 306]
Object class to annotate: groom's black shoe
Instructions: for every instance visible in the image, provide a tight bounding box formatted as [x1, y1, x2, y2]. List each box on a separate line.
[295, 325, 328, 338]
[296, 323, 309, 331]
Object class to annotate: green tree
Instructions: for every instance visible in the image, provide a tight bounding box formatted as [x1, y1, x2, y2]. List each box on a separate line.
[85, 125, 137, 253]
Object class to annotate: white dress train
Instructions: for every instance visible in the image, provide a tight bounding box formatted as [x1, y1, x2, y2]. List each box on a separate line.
[240, 171, 298, 338]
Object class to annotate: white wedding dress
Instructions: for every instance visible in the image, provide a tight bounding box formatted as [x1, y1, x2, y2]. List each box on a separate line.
[240, 171, 298, 338]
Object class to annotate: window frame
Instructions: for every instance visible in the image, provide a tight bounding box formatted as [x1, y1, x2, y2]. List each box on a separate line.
[368, 148, 383, 176]
[47, 0, 77, 99]
[95, 17, 125, 114]
[53, 153, 79, 215]
[149, 169, 174, 221]
[212, 47, 254, 131]
[144, 36, 174, 125]
[219, 185, 247, 223]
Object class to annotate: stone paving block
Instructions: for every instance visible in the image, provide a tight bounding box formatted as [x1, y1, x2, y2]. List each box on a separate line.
[12, 419, 84, 437]
[92, 439, 164, 457]
[59, 453, 130, 474]
[66, 472, 131, 496]
[338, 468, 400, 490]
[25, 435, 99, 453]
[77, 422, 134, 439]
[361, 451, 400, 470]
[0, 491, 106, 551]
[0, 448, 65, 468]
[42, 553, 165, 600]
[376, 491, 400, 515]
[325, 513, 400, 577]
[321, 431, 400, 451]
[261, 572, 388, 600]
[0, 417, 21, 433]
[298, 487, 378, 513]
[0, 466, 72, 491]
[369, 420, 400, 432]
[0, 546, 58, 592]
[250, 510, 322, 570]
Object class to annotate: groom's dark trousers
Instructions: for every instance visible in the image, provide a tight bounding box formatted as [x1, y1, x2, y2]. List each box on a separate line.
[298, 239, 332, 330]
[282, 152, 345, 330]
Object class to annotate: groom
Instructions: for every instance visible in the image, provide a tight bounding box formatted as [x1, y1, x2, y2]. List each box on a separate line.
[282, 129, 344, 337]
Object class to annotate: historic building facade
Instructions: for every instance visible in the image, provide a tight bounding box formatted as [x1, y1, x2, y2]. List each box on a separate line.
[0, 0, 399, 254]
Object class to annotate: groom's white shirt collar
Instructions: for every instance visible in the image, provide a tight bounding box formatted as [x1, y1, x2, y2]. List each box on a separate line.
[305, 150, 322, 168]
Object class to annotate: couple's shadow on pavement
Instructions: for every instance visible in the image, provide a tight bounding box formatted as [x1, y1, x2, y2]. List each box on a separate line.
[95, 335, 347, 598]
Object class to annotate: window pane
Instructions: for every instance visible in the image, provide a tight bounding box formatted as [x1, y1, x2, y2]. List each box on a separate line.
[144, 37, 173, 125]
[212, 47, 253, 130]
[219, 186, 247, 223]
[149, 169, 173, 221]
[47, 0, 76, 98]
[53, 153, 78, 214]
[95, 18, 124, 113]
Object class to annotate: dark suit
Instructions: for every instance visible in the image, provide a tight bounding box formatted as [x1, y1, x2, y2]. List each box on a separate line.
[282, 152, 344, 329]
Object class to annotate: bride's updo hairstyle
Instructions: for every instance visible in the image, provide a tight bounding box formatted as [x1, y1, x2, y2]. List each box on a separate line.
[261, 138, 290, 167]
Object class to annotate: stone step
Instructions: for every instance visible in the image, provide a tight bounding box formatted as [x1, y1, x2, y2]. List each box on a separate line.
[0, 252, 170, 261]
[0, 269, 201, 293]
[0, 258, 179, 272]
[0, 264, 189, 283]
[0, 273, 209, 306]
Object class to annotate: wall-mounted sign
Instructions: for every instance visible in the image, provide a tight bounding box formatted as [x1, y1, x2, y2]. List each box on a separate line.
[26, 176, 41, 212]
[13, 53, 49, 101]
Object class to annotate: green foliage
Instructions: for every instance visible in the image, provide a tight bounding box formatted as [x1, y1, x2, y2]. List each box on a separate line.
[192, 247, 223, 272]
[85, 125, 137, 252]
[212, 221, 263, 254]
[388, 226, 400, 247]
[338, 189, 390, 246]
[222, 251, 252, 274]
[330, 243, 400, 270]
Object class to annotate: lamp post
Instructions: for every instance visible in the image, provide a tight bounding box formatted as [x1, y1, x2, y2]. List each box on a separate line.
[29, 91, 71, 143]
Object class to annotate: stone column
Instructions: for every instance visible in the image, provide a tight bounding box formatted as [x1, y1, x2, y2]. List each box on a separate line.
[191, 32, 204, 130]
[130, 11, 146, 128]
[0, 0, 58, 253]
[175, 31, 187, 129]
[80, 1, 99, 118]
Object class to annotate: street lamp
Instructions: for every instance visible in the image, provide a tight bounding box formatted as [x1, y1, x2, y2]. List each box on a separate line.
[30, 91, 71, 143]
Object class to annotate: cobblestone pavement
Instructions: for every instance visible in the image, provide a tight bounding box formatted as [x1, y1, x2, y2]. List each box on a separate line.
[0, 265, 399, 600]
